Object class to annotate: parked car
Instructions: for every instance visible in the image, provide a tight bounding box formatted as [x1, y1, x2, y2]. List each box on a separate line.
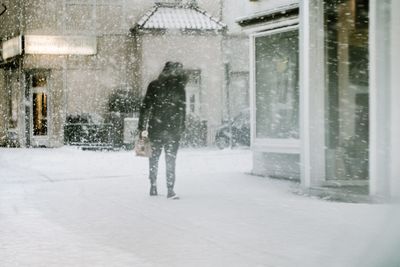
[215, 109, 250, 149]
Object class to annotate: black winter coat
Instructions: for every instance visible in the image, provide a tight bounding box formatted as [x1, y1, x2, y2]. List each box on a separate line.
[138, 76, 186, 140]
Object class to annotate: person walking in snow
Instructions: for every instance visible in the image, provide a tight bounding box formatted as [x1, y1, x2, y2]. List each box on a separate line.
[137, 61, 188, 199]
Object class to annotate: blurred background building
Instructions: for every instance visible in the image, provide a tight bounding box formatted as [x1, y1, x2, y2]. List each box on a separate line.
[0, 0, 248, 148]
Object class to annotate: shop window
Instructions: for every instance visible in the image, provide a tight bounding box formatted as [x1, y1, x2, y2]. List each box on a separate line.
[254, 29, 299, 139]
[324, 0, 369, 180]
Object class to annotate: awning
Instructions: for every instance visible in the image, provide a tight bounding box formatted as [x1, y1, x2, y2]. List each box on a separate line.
[1, 35, 97, 61]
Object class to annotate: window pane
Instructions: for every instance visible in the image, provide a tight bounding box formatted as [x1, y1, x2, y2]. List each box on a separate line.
[324, 0, 369, 180]
[255, 30, 299, 139]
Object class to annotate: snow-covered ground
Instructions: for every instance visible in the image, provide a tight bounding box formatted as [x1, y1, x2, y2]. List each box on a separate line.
[0, 147, 399, 267]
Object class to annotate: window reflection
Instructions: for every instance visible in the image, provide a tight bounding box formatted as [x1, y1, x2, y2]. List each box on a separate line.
[255, 30, 299, 139]
[325, 0, 369, 180]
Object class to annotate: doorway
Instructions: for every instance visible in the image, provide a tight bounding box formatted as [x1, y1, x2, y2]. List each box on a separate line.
[25, 70, 50, 147]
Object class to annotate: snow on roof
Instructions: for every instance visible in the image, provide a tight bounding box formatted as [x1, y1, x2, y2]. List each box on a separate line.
[136, 3, 226, 32]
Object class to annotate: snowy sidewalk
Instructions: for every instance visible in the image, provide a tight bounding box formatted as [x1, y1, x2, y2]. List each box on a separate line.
[0, 147, 398, 267]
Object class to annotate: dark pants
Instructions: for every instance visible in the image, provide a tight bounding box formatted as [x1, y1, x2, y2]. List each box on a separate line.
[149, 132, 180, 190]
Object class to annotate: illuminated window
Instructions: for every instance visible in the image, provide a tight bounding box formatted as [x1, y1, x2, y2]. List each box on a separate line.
[32, 74, 48, 136]
[33, 93, 48, 136]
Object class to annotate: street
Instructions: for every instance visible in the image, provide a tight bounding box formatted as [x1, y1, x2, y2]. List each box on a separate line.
[0, 147, 397, 267]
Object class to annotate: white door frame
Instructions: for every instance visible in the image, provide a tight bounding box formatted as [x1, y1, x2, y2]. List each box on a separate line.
[27, 70, 51, 147]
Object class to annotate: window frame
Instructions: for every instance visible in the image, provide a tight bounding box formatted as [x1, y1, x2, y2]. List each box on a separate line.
[250, 24, 300, 154]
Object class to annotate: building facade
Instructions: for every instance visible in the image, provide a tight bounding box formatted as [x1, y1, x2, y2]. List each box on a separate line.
[236, 0, 399, 201]
[0, 0, 153, 147]
[0, 0, 234, 147]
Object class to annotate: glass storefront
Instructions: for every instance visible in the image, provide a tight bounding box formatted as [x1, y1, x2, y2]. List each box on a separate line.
[255, 29, 299, 140]
[324, 0, 369, 180]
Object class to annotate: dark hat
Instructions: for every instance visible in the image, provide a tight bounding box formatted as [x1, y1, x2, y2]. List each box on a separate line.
[162, 61, 175, 72]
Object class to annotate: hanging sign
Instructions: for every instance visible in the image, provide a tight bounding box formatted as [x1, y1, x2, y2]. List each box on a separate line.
[24, 35, 97, 55]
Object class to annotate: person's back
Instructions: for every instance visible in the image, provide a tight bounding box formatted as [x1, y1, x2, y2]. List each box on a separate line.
[148, 77, 186, 139]
[137, 61, 188, 199]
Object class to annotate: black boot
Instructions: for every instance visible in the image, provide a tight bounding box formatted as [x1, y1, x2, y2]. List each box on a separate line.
[150, 185, 158, 196]
[167, 188, 179, 199]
